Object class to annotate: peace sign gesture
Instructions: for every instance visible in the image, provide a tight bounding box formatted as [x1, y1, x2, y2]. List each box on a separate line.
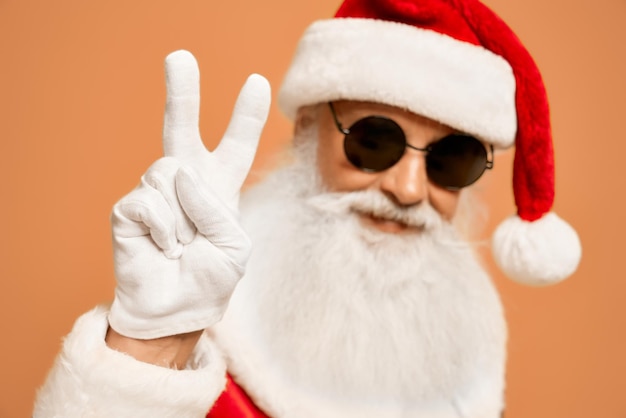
[108, 50, 271, 339]
[162, 50, 269, 208]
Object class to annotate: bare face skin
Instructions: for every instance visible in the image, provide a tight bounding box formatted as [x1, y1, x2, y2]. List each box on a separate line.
[310, 100, 462, 234]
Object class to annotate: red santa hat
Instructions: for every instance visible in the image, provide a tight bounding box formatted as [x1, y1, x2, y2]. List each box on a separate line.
[278, 0, 581, 286]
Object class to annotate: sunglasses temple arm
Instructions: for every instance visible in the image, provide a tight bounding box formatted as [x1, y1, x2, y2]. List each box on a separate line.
[486, 145, 495, 169]
[328, 102, 351, 135]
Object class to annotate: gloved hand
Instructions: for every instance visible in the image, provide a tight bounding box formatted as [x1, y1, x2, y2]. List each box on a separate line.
[108, 50, 271, 339]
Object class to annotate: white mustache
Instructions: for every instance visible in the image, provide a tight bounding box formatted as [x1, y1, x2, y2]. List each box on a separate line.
[306, 190, 444, 231]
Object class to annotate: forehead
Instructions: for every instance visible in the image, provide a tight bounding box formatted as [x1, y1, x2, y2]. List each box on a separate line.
[330, 100, 457, 135]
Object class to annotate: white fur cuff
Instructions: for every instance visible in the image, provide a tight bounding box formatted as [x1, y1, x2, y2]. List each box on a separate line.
[34, 305, 227, 418]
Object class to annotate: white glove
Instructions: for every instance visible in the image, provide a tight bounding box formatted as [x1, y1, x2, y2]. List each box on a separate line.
[108, 50, 271, 339]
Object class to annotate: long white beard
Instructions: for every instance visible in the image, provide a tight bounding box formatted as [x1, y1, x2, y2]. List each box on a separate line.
[216, 138, 506, 411]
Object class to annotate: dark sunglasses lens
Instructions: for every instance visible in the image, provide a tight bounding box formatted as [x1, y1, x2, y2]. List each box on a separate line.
[426, 135, 488, 189]
[343, 116, 405, 172]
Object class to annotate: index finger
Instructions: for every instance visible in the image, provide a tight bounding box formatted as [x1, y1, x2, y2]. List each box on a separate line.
[162, 50, 204, 159]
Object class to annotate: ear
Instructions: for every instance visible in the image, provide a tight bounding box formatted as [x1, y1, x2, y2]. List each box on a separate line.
[294, 105, 319, 137]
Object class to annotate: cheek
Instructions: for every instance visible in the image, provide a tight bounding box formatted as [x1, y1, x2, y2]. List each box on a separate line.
[316, 125, 376, 192]
[315, 135, 343, 189]
[428, 187, 461, 220]
[316, 143, 381, 192]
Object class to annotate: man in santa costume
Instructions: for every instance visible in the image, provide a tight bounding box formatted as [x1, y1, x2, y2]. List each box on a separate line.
[34, 0, 581, 416]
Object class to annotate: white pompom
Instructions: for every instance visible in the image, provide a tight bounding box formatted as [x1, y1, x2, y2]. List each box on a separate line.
[492, 212, 582, 286]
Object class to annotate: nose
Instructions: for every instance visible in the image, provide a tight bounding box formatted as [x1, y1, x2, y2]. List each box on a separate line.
[378, 151, 428, 207]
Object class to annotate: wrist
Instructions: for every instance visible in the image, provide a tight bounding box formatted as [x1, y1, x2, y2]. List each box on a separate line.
[105, 326, 203, 369]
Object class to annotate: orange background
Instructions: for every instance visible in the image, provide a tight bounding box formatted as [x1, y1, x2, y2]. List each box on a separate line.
[1, 0, 624, 416]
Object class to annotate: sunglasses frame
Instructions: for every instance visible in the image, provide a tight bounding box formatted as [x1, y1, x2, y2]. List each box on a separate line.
[327, 102, 494, 190]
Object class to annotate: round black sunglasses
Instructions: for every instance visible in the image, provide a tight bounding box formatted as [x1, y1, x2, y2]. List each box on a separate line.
[328, 102, 494, 190]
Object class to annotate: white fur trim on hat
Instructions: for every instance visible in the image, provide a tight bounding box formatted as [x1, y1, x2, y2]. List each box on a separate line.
[492, 212, 582, 286]
[279, 18, 517, 148]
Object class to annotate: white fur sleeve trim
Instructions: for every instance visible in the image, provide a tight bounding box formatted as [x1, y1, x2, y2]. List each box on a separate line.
[492, 212, 582, 286]
[33, 305, 227, 418]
